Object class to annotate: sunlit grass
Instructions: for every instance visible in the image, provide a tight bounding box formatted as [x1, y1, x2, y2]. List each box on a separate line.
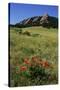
[10, 26, 58, 87]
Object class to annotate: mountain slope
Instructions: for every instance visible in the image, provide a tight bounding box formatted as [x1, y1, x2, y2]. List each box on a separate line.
[15, 14, 58, 28]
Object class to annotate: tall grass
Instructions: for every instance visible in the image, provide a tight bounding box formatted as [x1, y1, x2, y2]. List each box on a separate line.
[9, 26, 58, 87]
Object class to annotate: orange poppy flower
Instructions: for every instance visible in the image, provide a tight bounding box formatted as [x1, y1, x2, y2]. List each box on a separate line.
[31, 56, 38, 62]
[24, 58, 31, 65]
[42, 61, 49, 68]
[20, 66, 27, 71]
[24, 58, 30, 64]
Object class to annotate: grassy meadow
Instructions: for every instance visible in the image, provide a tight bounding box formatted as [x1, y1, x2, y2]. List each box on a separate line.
[9, 26, 58, 87]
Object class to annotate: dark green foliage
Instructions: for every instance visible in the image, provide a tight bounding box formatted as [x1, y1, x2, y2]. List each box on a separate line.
[23, 31, 31, 36]
[29, 65, 47, 79]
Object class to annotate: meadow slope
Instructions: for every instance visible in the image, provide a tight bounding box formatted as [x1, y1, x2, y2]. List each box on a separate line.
[9, 26, 58, 87]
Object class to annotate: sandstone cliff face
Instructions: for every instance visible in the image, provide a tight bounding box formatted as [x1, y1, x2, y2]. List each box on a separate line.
[15, 14, 58, 28]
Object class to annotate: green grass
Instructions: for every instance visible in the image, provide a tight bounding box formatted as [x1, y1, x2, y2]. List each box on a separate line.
[10, 26, 58, 87]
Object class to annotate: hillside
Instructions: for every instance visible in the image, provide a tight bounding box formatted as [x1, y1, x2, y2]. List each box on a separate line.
[15, 14, 58, 28]
[10, 26, 58, 86]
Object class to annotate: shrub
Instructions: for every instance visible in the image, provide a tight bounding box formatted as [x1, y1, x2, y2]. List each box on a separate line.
[13, 56, 55, 86]
[23, 31, 31, 36]
[29, 65, 46, 79]
[19, 28, 22, 34]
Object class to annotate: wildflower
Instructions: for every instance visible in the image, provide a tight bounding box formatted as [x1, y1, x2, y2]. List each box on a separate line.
[20, 66, 27, 71]
[31, 56, 38, 62]
[24, 58, 31, 65]
[42, 61, 49, 68]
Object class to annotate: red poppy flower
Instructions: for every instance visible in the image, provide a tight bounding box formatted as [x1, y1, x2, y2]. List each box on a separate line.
[20, 66, 27, 71]
[42, 61, 49, 68]
[24, 58, 31, 65]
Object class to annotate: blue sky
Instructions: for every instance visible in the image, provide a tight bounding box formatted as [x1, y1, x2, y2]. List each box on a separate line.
[9, 3, 58, 24]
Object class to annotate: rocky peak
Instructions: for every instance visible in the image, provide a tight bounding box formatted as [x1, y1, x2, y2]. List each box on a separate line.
[15, 14, 58, 28]
[40, 13, 49, 24]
